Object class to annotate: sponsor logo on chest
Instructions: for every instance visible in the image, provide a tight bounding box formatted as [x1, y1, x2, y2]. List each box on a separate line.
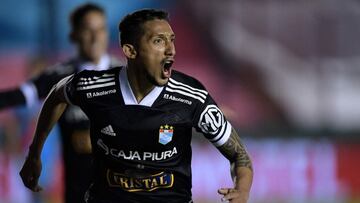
[107, 170, 174, 192]
[86, 89, 116, 98]
[163, 93, 192, 105]
[97, 139, 178, 161]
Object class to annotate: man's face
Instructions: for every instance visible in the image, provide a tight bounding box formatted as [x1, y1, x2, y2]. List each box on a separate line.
[135, 19, 176, 86]
[73, 11, 108, 62]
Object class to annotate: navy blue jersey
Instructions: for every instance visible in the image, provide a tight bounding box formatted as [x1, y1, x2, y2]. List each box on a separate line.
[64, 66, 232, 202]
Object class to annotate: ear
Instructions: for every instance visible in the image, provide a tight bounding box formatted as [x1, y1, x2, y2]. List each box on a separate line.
[122, 44, 137, 59]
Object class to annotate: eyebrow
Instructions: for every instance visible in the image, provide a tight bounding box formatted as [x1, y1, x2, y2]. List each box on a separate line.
[153, 33, 175, 38]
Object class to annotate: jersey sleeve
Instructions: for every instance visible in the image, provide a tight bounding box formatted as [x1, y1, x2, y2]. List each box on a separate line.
[193, 93, 232, 147]
[63, 73, 81, 106]
[30, 64, 72, 99]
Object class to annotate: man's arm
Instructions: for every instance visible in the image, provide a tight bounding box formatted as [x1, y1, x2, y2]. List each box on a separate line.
[0, 89, 27, 109]
[0, 64, 71, 110]
[217, 127, 253, 203]
[19, 77, 69, 192]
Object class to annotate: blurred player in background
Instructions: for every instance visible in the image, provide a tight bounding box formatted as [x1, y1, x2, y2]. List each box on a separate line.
[0, 3, 121, 203]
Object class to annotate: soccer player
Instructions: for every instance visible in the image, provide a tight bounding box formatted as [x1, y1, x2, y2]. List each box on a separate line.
[0, 3, 121, 203]
[19, 9, 253, 203]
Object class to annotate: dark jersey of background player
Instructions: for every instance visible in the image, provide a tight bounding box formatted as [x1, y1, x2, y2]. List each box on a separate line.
[20, 8, 253, 203]
[40, 56, 120, 203]
[63, 67, 232, 202]
[0, 3, 121, 203]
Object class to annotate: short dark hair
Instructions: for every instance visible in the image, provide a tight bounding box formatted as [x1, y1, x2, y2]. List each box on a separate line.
[70, 3, 105, 31]
[119, 9, 169, 47]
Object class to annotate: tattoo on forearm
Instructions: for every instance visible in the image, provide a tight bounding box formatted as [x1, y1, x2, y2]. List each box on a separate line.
[218, 128, 253, 170]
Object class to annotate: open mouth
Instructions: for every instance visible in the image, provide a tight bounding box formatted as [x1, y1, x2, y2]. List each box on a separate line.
[162, 60, 173, 78]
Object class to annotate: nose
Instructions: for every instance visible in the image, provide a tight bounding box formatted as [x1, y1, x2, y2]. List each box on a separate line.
[165, 41, 176, 57]
[90, 29, 105, 43]
[89, 31, 98, 43]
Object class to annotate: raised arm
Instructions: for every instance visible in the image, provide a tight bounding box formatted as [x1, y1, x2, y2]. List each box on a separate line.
[19, 76, 70, 192]
[0, 88, 27, 109]
[0, 64, 70, 110]
[217, 127, 253, 203]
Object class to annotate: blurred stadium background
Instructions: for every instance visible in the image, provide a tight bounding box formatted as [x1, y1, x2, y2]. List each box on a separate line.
[1, 0, 360, 203]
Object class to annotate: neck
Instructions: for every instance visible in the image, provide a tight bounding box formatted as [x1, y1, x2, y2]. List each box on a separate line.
[79, 52, 102, 64]
[127, 63, 155, 103]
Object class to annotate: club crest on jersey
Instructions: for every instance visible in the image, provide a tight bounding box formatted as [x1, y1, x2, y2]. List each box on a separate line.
[159, 125, 174, 145]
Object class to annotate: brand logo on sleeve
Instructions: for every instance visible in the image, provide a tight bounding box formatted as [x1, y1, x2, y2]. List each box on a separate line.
[198, 105, 225, 135]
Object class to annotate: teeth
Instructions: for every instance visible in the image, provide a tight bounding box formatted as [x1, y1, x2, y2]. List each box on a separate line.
[164, 61, 173, 69]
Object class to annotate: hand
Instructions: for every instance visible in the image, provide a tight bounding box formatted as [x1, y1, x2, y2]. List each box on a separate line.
[218, 188, 249, 203]
[19, 156, 43, 192]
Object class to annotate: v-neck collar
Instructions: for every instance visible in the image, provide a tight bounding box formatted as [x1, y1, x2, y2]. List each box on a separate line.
[119, 67, 164, 107]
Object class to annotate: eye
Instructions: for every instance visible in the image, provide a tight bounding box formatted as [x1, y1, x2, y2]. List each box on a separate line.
[154, 38, 164, 44]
